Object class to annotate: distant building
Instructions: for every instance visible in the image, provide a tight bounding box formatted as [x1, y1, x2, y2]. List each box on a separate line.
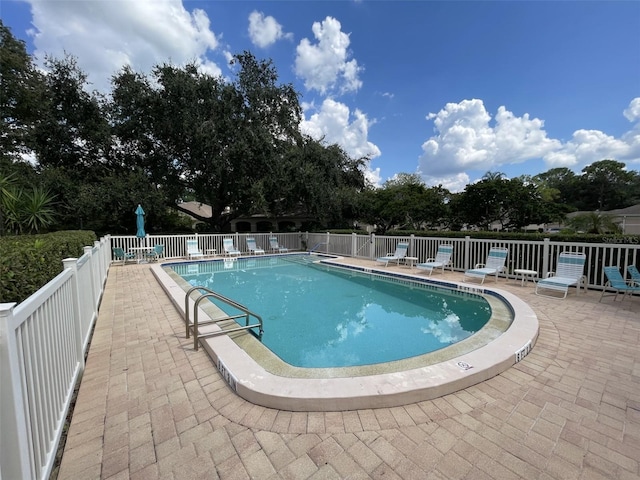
[176, 201, 313, 232]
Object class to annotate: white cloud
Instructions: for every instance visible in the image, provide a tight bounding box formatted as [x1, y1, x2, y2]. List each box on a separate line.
[248, 11, 290, 48]
[623, 97, 640, 122]
[26, 0, 222, 92]
[419, 98, 640, 187]
[294, 16, 362, 95]
[301, 98, 381, 185]
[301, 98, 380, 159]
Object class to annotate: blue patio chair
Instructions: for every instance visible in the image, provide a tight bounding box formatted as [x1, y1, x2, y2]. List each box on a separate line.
[463, 247, 508, 284]
[628, 265, 640, 284]
[376, 242, 409, 267]
[112, 247, 135, 265]
[535, 252, 586, 299]
[246, 237, 265, 255]
[145, 244, 164, 262]
[186, 239, 204, 259]
[269, 236, 288, 253]
[600, 266, 640, 302]
[416, 244, 454, 276]
[223, 238, 241, 256]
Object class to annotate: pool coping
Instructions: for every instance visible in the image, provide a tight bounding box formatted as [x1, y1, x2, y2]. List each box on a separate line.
[151, 255, 539, 411]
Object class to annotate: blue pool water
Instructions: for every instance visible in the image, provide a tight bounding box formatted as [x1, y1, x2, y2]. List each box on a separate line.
[171, 257, 492, 368]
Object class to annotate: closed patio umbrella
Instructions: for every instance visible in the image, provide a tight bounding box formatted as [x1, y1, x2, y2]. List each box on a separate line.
[135, 204, 146, 238]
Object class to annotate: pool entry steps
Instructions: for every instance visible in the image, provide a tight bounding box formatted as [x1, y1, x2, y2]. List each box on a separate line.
[184, 286, 264, 351]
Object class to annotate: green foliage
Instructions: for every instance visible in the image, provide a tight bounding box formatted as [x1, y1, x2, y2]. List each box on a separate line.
[567, 212, 621, 234]
[0, 230, 96, 303]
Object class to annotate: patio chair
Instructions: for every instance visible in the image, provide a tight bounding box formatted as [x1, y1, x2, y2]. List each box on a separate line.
[376, 242, 409, 267]
[186, 239, 204, 259]
[628, 265, 640, 283]
[462, 247, 509, 284]
[535, 251, 586, 299]
[246, 237, 265, 255]
[112, 247, 135, 265]
[269, 236, 289, 253]
[145, 244, 164, 262]
[599, 266, 640, 302]
[223, 238, 241, 256]
[416, 244, 454, 276]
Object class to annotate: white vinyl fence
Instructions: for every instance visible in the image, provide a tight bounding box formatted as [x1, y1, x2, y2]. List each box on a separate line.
[305, 232, 640, 289]
[0, 236, 111, 480]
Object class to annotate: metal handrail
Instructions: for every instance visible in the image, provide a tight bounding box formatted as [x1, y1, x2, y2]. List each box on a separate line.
[185, 286, 264, 351]
[309, 242, 327, 253]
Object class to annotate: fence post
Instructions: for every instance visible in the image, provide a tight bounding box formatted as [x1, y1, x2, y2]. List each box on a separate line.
[326, 232, 330, 254]
[464, 236, 471, 270]
[0, 303, 32, 480]
[410, 234, 415, 257]
[370, 233, 376, 260]
[351, 233, 357, 257]
[542, 238, 551, 278]
[62, 258, 86, 370]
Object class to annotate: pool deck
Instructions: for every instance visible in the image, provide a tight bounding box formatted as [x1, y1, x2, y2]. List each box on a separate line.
[57, 257, 640, 480]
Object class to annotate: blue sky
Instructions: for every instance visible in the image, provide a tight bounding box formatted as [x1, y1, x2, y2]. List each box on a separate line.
[3, 0, 639, 191]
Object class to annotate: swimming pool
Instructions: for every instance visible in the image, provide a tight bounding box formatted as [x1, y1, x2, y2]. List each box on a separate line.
[171, 257, 493, 368]
[152, 254, 539, 411]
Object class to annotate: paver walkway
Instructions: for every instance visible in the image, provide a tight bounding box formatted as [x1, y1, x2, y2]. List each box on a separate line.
[57, 261, 640, 480]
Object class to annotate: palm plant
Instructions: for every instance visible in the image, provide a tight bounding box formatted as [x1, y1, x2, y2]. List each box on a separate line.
[567, 212, 621, 234]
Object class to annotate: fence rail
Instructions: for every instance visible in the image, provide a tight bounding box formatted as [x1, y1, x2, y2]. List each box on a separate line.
[2, 231, 638, 479]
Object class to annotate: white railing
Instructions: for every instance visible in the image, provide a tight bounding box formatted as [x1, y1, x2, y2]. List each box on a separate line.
[305, 232, 640, 289]
[0, 236, 111, 480]
[109, 232, 303, 260]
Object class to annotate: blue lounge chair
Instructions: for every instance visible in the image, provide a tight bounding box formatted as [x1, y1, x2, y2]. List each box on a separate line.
[376, 242, 409, 267]
[535, 252, 586, 299]
[223, 238, 241, 256]
[417, 244, 454, 276]
[246, 237, 265, 255]
[186, 239, 204, 259]
[269, 236, 288, 253]
[628, 265, 640, 284]
[463, 247, 508, 284]
[145, 244, 164, 262]
[600, 266, 640, 302]
[112, 247, 135, 265]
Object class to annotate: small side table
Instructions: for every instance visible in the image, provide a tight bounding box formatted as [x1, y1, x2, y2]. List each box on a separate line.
[206, 249, 217, 257]
[404, 257, 419, 269]
[513, 269, 538, 286]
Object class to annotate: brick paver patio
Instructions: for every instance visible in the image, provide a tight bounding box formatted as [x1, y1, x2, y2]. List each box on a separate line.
[57, 260, 640, 479]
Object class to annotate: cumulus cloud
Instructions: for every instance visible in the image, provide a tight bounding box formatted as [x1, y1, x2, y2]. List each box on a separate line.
[248, 11, 291, 48]
[294, 16, 362, 95]
[301, 98, 381, 185]
[26, 0, 222, 92]
[419, 97, 640, 188]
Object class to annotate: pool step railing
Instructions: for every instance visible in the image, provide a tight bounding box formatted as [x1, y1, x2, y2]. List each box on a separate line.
[309, 242, 327, 253]
[185, 286, 264, 351]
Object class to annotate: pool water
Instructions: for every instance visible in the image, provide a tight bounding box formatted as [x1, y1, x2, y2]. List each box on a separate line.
[171, 257, 492, 368]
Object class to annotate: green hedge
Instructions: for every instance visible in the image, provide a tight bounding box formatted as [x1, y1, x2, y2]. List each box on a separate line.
[0, 230, 97, 304]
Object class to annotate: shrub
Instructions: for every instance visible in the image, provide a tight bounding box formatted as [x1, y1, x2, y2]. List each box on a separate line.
[0, 230, 97, 304]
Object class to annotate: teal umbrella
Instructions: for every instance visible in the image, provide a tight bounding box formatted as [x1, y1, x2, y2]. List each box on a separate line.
[135, 204, 146, 238]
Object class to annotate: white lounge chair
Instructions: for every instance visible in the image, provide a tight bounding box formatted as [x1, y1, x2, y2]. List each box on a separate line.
[223, 238, 241, 256]
[599, 266, 640, 302]
[246, 237, 265, 255]
[376, 242, 409, 267]
[186, 239, 204, 259]
[463, 247, 509, 284]
[269, 236, 288, 253]
[535, 251, 586, 299]
[416, 244, 453, 276]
